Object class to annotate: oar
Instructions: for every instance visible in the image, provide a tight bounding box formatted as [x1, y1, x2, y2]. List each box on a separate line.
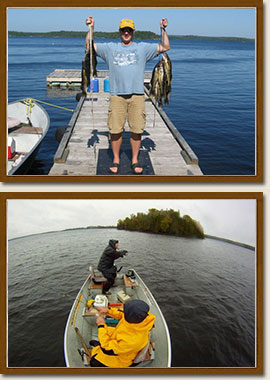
[75, 327, 92, 363]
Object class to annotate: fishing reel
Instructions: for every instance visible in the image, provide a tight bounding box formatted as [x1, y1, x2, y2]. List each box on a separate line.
[77, 348, 90, 367]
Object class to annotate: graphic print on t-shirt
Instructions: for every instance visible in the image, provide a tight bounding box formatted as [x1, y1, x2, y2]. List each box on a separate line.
[113, 50, 137, 66]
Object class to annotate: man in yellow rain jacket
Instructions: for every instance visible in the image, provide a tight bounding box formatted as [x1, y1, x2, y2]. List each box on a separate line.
[90, 299, 155, 367]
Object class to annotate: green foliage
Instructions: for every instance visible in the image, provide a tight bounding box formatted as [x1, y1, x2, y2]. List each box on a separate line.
[8, 30, 160, 39]
[117, 208, 205, 238]
[169, 35, 254, 42]
[8, 31, 253, 42]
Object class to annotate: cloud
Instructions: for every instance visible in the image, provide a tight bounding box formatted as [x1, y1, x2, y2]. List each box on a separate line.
[7, 198, 256, 246]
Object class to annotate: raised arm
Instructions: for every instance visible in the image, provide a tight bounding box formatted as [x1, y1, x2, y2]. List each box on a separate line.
[85, 16, 97, 52]
[158, 18, 170, 54]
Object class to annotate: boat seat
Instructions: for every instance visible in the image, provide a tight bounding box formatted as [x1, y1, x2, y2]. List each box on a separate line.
[8, 152, 25, 162]
[89, 266, 107, 283]
[83, 306, 99, 317]
[89, 281, 102, 290]
[133, 337, 155, 364]
[9, 125, 43, 134]
[124, 275, 138, 288]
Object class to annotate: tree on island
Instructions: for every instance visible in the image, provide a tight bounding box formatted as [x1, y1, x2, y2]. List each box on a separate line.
[117, 208, 205, 238]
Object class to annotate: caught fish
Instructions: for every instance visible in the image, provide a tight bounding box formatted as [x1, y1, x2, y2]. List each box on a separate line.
[81, 40, 97, 95]
[162, 53, 172, 104]
[150, 61, 164, 107]
[149, 53, 172, 107]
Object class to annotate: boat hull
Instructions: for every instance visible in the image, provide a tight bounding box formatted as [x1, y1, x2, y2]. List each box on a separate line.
[7, 99, 50, 175]
[64, 268, 171, 368]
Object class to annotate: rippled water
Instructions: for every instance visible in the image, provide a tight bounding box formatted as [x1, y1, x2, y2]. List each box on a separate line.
[8, 37, 255, 175]
[8, 228, 255, 367]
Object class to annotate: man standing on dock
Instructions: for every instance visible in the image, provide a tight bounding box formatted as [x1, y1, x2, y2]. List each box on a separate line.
[85, 16, 170, 174]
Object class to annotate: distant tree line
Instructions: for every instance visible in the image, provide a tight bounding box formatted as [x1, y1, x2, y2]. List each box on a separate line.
[8, 30, 159, 39]
[8, 31, 254, 42]
[170, 35, 254, 42]
[63, 226, 116, 231]
[117, 208, 205, 238]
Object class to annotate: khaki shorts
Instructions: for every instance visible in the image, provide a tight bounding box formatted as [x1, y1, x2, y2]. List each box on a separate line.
[108, 94, 146, 134]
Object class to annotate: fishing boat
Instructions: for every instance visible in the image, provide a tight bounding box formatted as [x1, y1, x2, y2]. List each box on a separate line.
[7, 98, 50, 175]
[64, 267, 171, 368]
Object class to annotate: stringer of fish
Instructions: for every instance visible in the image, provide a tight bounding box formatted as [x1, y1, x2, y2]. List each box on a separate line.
[149, 52, 172, 127]
[81, 24, 98, 159]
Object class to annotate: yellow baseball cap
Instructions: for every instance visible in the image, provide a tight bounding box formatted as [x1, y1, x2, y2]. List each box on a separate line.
[119, 18, 135, 30]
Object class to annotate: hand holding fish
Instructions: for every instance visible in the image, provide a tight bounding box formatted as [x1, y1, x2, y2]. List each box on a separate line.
[158, 18, 170, 54]
[86, 16, 95, 28]
[160, 18, 168, 30]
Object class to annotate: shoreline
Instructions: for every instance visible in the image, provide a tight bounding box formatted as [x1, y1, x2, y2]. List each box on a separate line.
[9, 227, 255, 251]
[8, 31, 254, 42]
[205, 234, 255, 251]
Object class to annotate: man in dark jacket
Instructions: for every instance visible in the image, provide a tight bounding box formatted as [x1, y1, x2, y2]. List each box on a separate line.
[98, 239, 127, 294]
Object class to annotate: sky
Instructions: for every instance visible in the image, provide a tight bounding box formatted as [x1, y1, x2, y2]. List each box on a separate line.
[7, 198, 256, 246]
[7, 8, 255, 38]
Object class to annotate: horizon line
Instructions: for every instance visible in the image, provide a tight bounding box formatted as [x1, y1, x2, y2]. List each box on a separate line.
[8, 30, 255, 40]
[8, 227, 255, 249]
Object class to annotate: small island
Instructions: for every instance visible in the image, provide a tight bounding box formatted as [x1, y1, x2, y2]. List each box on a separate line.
[117, 208, 205, 239]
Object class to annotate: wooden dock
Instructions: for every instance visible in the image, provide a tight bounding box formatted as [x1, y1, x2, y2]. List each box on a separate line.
[46, 69, 151, 87]
[48, 70, 203, 177]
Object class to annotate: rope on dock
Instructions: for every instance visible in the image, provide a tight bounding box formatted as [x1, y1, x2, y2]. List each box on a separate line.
[26, 98, 74, 112]
[153, 104, 156, 128]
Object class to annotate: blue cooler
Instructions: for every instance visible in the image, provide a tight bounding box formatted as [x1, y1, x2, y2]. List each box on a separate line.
[88, 78, 99, 92]
[104, 78, 110, 92]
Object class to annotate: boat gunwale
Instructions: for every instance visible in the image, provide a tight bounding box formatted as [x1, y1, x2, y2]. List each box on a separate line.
[64, 272, 91, 367]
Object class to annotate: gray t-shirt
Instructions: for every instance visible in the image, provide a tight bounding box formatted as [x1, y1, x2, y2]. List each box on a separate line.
[97, 42, 158, 95]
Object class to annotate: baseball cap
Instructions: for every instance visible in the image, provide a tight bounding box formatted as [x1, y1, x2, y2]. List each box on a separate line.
[119, 18, 135, 30]
[124, 299, 149, 323]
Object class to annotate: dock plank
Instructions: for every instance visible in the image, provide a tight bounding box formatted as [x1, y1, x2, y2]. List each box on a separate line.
[48, 74, 203, 177]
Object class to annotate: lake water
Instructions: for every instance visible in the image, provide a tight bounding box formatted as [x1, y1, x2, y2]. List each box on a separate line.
[8, 228, 256, 368]
[8, 37, 255, 175]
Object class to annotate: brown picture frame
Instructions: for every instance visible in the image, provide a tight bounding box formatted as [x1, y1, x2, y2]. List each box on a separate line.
[0, 192, 263, 374]
[0, 0, 263, 183]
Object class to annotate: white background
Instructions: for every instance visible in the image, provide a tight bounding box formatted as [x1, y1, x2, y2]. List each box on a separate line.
[1, 2, 269, 378]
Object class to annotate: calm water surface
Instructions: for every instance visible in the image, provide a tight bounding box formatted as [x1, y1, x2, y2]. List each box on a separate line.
[8, 228, 256, 367]
[8, 37, 255, 175]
